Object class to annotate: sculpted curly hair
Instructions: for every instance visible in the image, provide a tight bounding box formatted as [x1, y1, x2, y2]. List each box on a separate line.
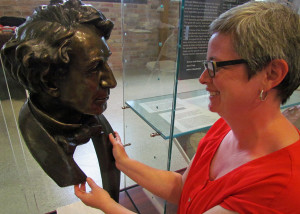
[0, 0, 113, 94]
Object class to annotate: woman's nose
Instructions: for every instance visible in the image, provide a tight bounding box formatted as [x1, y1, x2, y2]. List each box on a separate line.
[199, 68, 210, 85]
[99, 64, 117, 88]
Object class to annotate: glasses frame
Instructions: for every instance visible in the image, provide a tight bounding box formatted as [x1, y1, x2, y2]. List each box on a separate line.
[203, 59, 248, 78]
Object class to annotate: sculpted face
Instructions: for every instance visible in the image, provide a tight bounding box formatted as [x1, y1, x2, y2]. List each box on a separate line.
[57, 24, 117, 116]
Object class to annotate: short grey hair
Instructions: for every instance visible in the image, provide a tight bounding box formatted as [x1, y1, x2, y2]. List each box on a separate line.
[210, 1, 300, 104]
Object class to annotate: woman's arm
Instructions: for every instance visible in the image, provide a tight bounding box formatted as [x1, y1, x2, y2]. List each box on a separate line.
[109, 132, 183, 204]
[75, 131, 195, 211]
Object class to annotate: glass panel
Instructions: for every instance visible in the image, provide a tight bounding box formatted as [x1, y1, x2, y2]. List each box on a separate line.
[0, 61, 85, 213]
[122, 0, 188, 212]
[0, 55, 39, 213]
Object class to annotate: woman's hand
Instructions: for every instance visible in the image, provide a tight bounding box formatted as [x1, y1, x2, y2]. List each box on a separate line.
[109, 132, 130, 169]
[74, 177, 112, 210]
[75, 177, 136, 213]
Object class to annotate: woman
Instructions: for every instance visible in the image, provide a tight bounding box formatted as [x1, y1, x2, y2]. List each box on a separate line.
[75, 1, 300, 213]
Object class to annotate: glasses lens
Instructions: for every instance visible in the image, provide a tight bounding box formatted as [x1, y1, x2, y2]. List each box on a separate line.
[203, 61, 215, 77]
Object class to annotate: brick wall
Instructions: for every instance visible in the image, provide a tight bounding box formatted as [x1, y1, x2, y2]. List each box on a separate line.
[121, 0, 180, 71]
[0, 0, 123, 72]
[0, 0, 180, 73]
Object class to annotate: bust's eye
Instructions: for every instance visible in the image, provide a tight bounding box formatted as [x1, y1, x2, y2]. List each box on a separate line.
[89, 61, 104, 73]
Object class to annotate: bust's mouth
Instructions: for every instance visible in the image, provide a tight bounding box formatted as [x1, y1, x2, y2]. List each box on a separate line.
[95, 96, 109, 102]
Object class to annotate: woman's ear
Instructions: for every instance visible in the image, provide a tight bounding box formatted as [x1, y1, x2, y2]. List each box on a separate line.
[265, 59, 288, 90]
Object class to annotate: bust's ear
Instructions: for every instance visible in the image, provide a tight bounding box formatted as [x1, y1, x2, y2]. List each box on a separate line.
[15, 42, 59, 97]
[42, 39, 72, 97]
[58, 39, 71, 64]
[15, 40, 71, 98]
[40, 40, 72, 97]
[40, 70, 60, 98]
[15, 42, 34, 69]
[44, 40, 72, 97]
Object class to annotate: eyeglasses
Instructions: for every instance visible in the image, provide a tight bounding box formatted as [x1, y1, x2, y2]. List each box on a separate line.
[203, 59, 248, 78]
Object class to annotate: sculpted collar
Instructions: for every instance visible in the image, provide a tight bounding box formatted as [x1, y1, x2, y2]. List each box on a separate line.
[27, 98, 102, 154]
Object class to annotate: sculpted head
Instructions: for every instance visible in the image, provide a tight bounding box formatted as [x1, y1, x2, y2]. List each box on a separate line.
[1, 0, 117, 117]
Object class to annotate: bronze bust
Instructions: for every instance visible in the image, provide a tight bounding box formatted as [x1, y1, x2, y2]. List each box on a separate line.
[0, 0, 120, 202]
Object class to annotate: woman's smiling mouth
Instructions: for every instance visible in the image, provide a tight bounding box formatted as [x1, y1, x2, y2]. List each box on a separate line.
[209, 91, 220, 96]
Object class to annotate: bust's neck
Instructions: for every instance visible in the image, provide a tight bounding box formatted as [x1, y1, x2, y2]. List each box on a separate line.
[30, 93, 84, 124]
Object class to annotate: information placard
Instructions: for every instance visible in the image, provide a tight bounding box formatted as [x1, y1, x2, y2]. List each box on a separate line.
[179, 0, 249, 80]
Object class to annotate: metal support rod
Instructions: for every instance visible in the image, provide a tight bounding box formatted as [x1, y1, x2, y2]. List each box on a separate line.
[150, 132, 160, 137]
[121, 105, 130, 109]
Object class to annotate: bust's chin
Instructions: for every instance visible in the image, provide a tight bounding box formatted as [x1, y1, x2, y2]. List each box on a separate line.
[86, 102, 107, 116]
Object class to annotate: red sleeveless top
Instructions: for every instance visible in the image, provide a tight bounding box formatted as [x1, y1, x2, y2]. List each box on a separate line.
[178, 118, 300, 213]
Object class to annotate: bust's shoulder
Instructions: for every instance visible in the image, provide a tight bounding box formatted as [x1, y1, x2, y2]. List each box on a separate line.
[18, 99, 40, 133]
[95, 114, 113, 134]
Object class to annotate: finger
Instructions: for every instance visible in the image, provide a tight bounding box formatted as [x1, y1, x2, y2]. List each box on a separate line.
[114, 131, 121, 141]
[110, 132, 122, 145]
[79, 182, 86, 191]
[113, 132, 122, 145]
[86, 177, 99, 190]
[74, 184, 85, 198]
[74, 184, 80, 193]
[109, 133, 117, 145]
[109, 133, 115, 141]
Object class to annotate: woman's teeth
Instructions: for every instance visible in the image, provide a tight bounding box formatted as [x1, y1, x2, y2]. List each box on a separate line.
[210, 91, 220, 96]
